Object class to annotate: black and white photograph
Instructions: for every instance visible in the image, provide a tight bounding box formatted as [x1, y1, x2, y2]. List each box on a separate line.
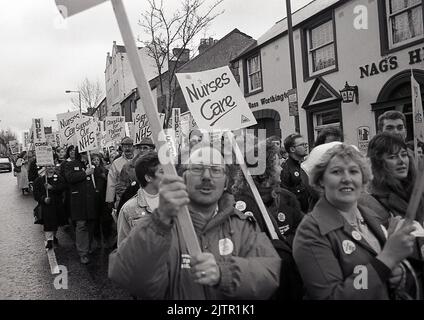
[0, 0, 424, 309]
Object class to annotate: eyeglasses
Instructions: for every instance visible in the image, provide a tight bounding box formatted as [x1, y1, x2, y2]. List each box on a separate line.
[294, 143, 308, 148]
[187, 164, 226, 178]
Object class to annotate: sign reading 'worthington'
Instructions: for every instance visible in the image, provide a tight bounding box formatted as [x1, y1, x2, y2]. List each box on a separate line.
[176, 66, 256, 131]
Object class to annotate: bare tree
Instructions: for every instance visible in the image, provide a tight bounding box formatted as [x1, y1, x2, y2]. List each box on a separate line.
[138, 0, 224, 126]
[71, 77, 104, 112]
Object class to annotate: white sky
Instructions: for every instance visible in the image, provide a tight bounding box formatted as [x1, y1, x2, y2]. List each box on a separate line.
[0, 0, 313, 142]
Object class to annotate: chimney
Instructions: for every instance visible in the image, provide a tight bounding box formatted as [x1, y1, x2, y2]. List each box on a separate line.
[172, 48, 190, 63]
[198, 37, 217, 55]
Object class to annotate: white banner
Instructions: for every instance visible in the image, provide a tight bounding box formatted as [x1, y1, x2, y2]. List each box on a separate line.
[176, 66, 257, 131]
[105, 116, 126, 143]
[171, 108, 181, 148]
[75, 116, 98, 153]
[55, 0, 107, 18]
[32, 118, 46, 143]
[180, 111, 191, 150]
[9, 140, 20, 155]
[412, 71, 424, 162]
[133, 112, 152, 144]
[57, 111, 81, 146]
[35, 144, 55, 166]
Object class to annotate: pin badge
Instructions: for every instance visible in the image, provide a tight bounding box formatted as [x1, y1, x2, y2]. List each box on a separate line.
[235, 201, 246, 212]
[294, 171, 299, 177]
[342, 240, 356, 255]
[219, 238, 234, 256]
[244, 211, 254, 217]
[87, 177, 91, 181]
[352, 230, 362, 241]
[278, 212, 286, 222]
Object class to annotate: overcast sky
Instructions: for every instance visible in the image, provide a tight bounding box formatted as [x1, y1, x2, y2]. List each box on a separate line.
[0, 0, 313, 142]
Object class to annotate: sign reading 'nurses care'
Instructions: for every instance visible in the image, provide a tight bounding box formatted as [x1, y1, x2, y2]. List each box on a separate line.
[176, 66, 256, 131]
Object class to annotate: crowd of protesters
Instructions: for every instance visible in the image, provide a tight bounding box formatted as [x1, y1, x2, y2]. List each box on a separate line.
[17, 109, 424, 300]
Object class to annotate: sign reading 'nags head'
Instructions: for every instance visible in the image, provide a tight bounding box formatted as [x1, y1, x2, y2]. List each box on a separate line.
[176, 66, 257, 131]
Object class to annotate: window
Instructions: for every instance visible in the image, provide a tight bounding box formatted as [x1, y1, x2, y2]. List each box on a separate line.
[386, 0, 423, 49]
[313, 109, 341, 141]
[246, 54, 262, 93]
[308, 20, 337, 75]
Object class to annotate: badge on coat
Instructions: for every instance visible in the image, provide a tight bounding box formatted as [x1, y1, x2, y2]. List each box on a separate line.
[351, 230, 362, 241]
[294, 171, 299, 177]
[342, 240, 356, 255]
[219, 238, 234, 256]
[244, 211, 254, 218]
[87, 177, 91, 181]
[74, 167, 80, 171]
[235, 201, 246, 212]
[277, 212, 286, 222]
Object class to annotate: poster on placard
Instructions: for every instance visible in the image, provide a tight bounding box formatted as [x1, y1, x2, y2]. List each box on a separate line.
[57, 111, 81, 146]
[23, 132, 30, 149]
[54, 132, 61, 148]
[9, 140, 20, 155]
[171, 108, 181, 148]
[45, 133, 57, 147]
[32, 118, 46, 143]
[133, 112, 152, 144]
[75, 116, 98, 153]
[176, 66, 257, 131]
[180, 111, 191, 150]
[35, 145, 55, 166]
[105, 116, 126, 143]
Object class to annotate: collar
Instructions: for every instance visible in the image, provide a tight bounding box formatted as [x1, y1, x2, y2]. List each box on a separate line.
[137, 188, 153, 212]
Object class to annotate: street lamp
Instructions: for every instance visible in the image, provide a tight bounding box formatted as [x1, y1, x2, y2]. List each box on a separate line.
[339, 82, 359, 104]
[65, 90, 82, 113]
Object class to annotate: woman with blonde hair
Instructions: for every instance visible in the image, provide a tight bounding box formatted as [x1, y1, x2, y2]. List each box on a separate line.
[293, 143, 418, 299]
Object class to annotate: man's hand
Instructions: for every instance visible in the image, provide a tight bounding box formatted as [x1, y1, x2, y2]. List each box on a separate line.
[157, 175, 189, 224]
[45, 183, 53, 190]
[191, 252, 221, 286]
[85, 167, 94, 176]
[44, 197, 51, 205]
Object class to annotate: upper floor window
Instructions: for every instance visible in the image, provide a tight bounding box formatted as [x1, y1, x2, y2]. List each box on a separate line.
[386, 0, 423, 48]
[246, 54, 262, 94]
[308, 19, 336, 75]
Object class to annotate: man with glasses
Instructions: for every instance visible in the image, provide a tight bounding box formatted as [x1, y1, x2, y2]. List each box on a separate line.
[281, 133, 310, 213]
[109, 144, 281, 299]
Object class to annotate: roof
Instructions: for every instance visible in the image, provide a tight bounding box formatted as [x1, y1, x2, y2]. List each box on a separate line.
[232, 0, 342, 61]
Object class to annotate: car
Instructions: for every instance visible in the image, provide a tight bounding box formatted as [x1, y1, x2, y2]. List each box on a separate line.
[0, 158, 12, 172]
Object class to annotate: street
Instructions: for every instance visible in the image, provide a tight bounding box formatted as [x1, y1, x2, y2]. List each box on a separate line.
[0, 171, 130, 300]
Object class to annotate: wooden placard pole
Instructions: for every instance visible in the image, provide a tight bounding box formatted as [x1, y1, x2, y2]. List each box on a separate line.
[110, 0, 201, 256]
[226, 131, 279, 240]
[45, 171, 49, 198]
[87, 151, 96, 189]
[405, 170, 424, 222]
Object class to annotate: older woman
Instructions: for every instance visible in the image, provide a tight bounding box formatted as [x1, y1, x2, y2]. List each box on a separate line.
[368, 133, 423, 299]
[293, 143, 417, 299]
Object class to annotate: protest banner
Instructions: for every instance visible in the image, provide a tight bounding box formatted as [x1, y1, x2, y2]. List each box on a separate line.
[23, 132, 30, 149]
[32, 118, 46, 143]
[105, 116, 126, 143]
[56, 0, 107, 17]
[45, 133, 57, 148]
[75, 116, 98, 153]
[35, 144, 55, 167]
[180, 111, 191, 150]
[57, 111, 81, 146]
[9, 140, 20, 155]
[412, 70, 424, 169]
[133, 111, 152, 144]
[176, 66, 257, 131]
[171, 108, 181, 149]
[54, 131, 61, 149]
[56, 0, 201, 256]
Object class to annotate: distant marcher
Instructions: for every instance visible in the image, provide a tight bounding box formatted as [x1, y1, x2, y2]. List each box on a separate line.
[314, 127, 342, 148]
[64, 147, 96, 264]
[378, 110, 407, 141]
[281, 133, 311, 213]
[293, 143, 418, 299]
[15, 151, 29, 195]
[117, 151, 163, 246]
[33, 166, 67, 249]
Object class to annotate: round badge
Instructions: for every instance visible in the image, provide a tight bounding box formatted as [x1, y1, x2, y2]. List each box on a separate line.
[294, 171, 300, 177]
[244, 211, 254, 217]
[277, 212, 286, 222]
[235, 201, 247, 212]
[219, 238, 234, 256]
[131, 181, 137, 186]
[87, 177, 91, 181]
[352, 230, 362, 241]
[342, 240, 356, 255]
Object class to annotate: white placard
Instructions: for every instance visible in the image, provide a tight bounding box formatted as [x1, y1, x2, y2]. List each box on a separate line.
[75, 116, 98, 153]
[32, 118, 46, 143]
[176, 66, 257, 131]
[133, 112, 152, 144]
[35, 144, 55, 166]
[105, 116, 126, 143]
[56, 111, 81, 146]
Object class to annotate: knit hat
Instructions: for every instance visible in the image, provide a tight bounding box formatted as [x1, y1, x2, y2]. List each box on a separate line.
[121, 136, 134, 145]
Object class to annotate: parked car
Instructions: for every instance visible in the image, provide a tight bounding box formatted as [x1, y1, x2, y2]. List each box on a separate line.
[0, 157, 12, 172]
